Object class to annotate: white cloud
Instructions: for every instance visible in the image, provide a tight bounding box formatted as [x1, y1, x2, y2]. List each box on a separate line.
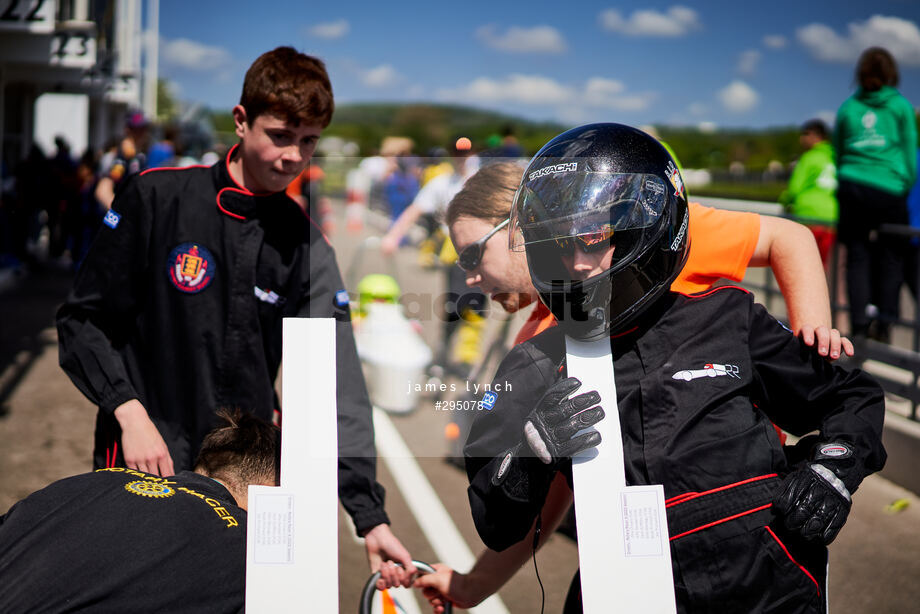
[584, 77, 625, 104]
[361, 64, 400, 88]
[306, 19, 350, 40]
[797, 15, 920, 66]
[599, 5, 701, 37]
[763, 34, 787, 49]
[718, 80, 759, 113]
[475, 24, 566, 53]
[438, 74, 575, 105]
[160, 78, 182, 98]
[688, 102, 708, 116]
[698, 121, 718, 134]
[582, 78, 656, 111]
[437, 73, 655, 114]
[607, 94, 657, 111]
[556, 106, 591, 125]
[815, 110, 836, 128]
[160, 37, 231, 71]
[797, 23, 857, 62]
[737, 49, 761, 75]
[406, 84, 425, 98]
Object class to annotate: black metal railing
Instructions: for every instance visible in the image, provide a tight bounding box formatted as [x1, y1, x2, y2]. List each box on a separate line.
[742, 212, 920, 421]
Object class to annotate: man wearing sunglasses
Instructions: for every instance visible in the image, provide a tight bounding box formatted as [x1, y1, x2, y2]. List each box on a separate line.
[456, 218, 509, 271]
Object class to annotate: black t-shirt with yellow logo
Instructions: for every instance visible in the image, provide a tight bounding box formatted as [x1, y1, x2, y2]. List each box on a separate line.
[0, 469, 245, 613]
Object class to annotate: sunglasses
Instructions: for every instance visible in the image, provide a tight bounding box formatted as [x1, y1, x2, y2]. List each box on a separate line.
[458, 218, 510, 271]
[554, 227, 616, 254]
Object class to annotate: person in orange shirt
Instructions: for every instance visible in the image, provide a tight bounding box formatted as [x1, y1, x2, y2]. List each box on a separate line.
[449, 161, 851, 357]
[414, 159, 854, 612]
[286, 161, 335, 235]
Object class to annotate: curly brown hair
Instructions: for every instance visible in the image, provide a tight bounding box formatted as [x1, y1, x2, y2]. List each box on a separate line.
[239, 46, 334, 128]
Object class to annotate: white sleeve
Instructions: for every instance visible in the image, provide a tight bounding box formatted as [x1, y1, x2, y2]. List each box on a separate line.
[412, 174, 447, 215]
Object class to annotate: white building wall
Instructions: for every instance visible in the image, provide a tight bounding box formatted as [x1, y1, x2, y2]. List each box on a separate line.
[33, 93, 89, 156]
[0, 0, 155, 172]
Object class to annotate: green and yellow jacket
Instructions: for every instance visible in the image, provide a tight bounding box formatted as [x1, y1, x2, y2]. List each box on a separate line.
[780, 140, 838, 223]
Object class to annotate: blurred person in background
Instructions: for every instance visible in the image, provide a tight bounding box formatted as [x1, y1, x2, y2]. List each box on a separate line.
[49, 136, 80, 264]
[780, 119, 838, 267]
[68, 150, 104, 270]
[13, 145, 53, 266]
[0, 159, 16, 273]
[377, 136, 420, 225]
[415, 147, 454, 267]
[480, 123, 524, 159]
[200, 143, 225, 167]
[381, 137, 486, 377]
[286, 156, 335, 235]
[146, 124, 178, 168]
[834, 47, 917, 343]
[422, 146, 453, 185]
[95, 110, 151, 209]
[384, 155, 421, 223]
[499, 125, 524, 158]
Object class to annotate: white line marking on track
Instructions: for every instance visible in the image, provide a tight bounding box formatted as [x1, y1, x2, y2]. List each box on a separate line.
[373, 408, 510, 614]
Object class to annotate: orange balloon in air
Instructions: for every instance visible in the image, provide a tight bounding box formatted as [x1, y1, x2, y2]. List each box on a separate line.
[445, 422, 461, 440]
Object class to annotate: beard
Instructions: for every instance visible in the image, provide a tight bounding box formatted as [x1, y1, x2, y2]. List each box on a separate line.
[493, 292, 535, 314]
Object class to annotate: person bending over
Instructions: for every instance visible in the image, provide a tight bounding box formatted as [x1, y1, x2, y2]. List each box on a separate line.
[0, 410, 277, 613]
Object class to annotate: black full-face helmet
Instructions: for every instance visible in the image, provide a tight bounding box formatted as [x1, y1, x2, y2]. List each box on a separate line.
[509, 123, 690, 341]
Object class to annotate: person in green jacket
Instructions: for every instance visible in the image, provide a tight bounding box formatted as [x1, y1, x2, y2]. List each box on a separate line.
[780, 119, 839, 266]
[834, 46, 918, 343]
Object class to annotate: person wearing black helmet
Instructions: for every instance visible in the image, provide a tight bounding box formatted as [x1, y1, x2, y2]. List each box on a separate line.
[458, 124, 885, 613]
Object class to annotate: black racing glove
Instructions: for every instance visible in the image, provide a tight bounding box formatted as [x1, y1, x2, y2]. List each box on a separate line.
[523, 376, 604, 465]
[489, 377, 604, 504]
[774, 441, 859, 545]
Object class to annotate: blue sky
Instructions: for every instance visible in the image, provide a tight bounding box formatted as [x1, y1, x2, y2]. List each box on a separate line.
[158, 1, 920, 130]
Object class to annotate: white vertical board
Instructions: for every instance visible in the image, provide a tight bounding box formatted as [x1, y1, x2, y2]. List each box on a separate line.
[566, 337, 676, 614]
[246, 318, 338, 612]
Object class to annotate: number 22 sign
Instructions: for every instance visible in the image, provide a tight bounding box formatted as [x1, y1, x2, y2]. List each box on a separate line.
[0, 0, 54, 33]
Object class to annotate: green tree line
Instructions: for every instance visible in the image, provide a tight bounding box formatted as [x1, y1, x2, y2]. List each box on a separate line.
[206, 102, 808, 172]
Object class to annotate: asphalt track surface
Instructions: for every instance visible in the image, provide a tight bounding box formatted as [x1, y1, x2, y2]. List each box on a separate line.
[1, 204, 919, 613]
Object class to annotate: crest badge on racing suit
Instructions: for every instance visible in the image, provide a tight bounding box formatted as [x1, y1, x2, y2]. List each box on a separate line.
[125, 480, 176, 498]
[168, 243, 215, 294]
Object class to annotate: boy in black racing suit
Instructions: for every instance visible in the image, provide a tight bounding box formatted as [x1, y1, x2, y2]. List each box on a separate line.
[464, 124, 886, 613]
[56, 47, 415, 587]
